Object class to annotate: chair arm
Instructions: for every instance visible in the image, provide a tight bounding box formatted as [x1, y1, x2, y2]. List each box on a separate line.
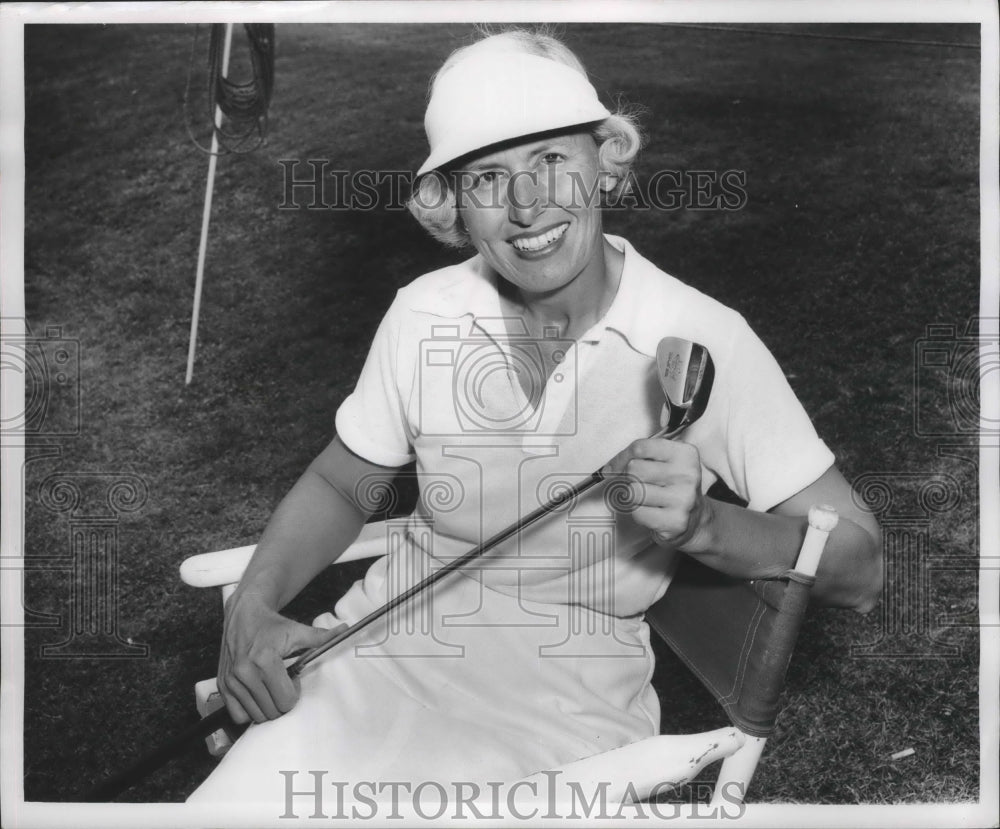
[792, 505, 839, 577]
[517, 727, 745, 804]
[180, 545, 257, 589]
[179, 520, 392, 590]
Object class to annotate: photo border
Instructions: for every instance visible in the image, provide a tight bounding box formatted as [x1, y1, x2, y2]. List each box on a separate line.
[1, 1, 997, 827]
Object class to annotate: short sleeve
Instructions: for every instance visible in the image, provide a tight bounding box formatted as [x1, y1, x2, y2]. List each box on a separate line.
[700, 315, 835, 512]
[335, 295, 416, 468]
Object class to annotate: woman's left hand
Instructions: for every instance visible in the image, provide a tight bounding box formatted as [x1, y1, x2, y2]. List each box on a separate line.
[604, 437, 714, 552]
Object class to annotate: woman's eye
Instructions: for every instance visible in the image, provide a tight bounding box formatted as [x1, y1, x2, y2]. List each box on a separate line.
[457, 170, 503, 191]
[468, 170, 505, 188]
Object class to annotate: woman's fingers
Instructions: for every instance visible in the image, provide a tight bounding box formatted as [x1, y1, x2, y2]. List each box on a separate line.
[222, 648, 293, 723]
[218, 670, 268, 725]
[254, 651, 300, 716]
[219, 634, 283, 724]
[625, 457, 699, 490]
[606, 436, 697, 475]
[292, 620, 348, 650]
[231, 655, 286, 721]
[606, 438, 707, 548]
[220, 620, 349, 724]
[618, 440, 701, 509]
[259, 622, 348, 714]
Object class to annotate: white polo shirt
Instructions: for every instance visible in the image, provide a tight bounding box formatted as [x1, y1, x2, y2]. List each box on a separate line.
[335, 235, 834, 617]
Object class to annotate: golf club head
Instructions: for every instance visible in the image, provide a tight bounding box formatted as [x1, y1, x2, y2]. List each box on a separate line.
[656, 337, 715, 437]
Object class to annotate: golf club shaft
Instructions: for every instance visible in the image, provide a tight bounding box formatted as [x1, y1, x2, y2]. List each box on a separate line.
[289, 420, 685, 674]
[289, 468, 606, 674]
[85, 419, 689, 800]
[82, 468, 606, 801]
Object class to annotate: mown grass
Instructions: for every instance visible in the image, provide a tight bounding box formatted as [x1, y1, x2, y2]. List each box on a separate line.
[20, 22, 981, 803]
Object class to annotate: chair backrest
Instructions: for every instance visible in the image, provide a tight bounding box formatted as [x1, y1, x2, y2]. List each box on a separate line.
[644, 554, 817, 739]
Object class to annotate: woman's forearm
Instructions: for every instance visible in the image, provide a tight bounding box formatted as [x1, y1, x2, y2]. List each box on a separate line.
[232, 467, 369, 611]
[215, 438, 397, 724]
[231, 436, 399, 612]
[681, 498, 882, 612]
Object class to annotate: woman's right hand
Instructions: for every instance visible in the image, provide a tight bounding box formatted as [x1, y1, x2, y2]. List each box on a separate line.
[211, 435, 389, 724]
[217, 590, 344, 724]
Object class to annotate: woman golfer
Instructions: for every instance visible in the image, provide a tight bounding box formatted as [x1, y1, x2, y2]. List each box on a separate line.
[189, 30, 881, 805]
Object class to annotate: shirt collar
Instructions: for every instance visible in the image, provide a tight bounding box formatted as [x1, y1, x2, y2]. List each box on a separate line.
[408, 235, 666, 358]
[593, 235, 664, 358]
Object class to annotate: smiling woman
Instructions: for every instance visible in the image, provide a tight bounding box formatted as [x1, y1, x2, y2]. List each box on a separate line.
[407, 32, 642, 249]
[453, 133, 613, 325]
[186, 27, 881, 807]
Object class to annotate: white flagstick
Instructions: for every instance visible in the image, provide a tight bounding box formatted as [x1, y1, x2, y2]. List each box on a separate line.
[186, 23, 234, 385]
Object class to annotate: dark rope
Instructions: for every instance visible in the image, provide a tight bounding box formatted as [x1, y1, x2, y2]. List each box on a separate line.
[184, 24, 275, 155]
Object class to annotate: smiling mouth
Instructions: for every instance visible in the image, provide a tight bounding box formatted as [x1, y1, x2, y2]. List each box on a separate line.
[509, 223, 569, 253]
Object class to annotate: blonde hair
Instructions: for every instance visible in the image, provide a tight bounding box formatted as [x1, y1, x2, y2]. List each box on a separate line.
[407, 29, 644, 248]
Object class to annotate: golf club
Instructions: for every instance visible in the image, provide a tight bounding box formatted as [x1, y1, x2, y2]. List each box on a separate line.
[83, 336, 714, 802]
[657, 337, 714, 436]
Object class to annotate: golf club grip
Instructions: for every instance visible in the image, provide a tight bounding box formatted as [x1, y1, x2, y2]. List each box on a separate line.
[289, 468, 607, 674]
[83, 706, 241, 801]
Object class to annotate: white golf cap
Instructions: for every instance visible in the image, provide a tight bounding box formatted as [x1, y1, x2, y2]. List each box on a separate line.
[416, 50, 611, 177]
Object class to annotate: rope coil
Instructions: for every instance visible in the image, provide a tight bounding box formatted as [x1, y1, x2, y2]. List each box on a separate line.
[185, 24, 275, 155]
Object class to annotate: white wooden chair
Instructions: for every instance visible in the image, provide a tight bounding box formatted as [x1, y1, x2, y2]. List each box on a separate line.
[180, 507, 837, 805]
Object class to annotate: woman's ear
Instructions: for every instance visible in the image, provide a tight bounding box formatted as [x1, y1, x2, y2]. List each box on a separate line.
[596, 142, 619, 193]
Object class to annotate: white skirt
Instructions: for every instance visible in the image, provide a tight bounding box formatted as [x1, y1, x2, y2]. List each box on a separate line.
[187, 544, 660, 806]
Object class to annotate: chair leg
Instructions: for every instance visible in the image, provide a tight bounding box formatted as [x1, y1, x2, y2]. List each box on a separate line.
[710, 734, 765, 806]
[194, 678, 234, 757]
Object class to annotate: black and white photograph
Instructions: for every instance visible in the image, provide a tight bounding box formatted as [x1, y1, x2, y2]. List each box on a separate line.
[1, 1, 997, 826]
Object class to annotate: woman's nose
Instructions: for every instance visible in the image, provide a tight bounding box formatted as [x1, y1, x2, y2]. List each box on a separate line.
[506, 170, 545, 226]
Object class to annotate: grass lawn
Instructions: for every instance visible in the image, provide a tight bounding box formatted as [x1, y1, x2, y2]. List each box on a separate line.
[17, 21, 982, 805]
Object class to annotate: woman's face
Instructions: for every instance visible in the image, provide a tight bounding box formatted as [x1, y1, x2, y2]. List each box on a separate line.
[453, 130, 609, 299]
